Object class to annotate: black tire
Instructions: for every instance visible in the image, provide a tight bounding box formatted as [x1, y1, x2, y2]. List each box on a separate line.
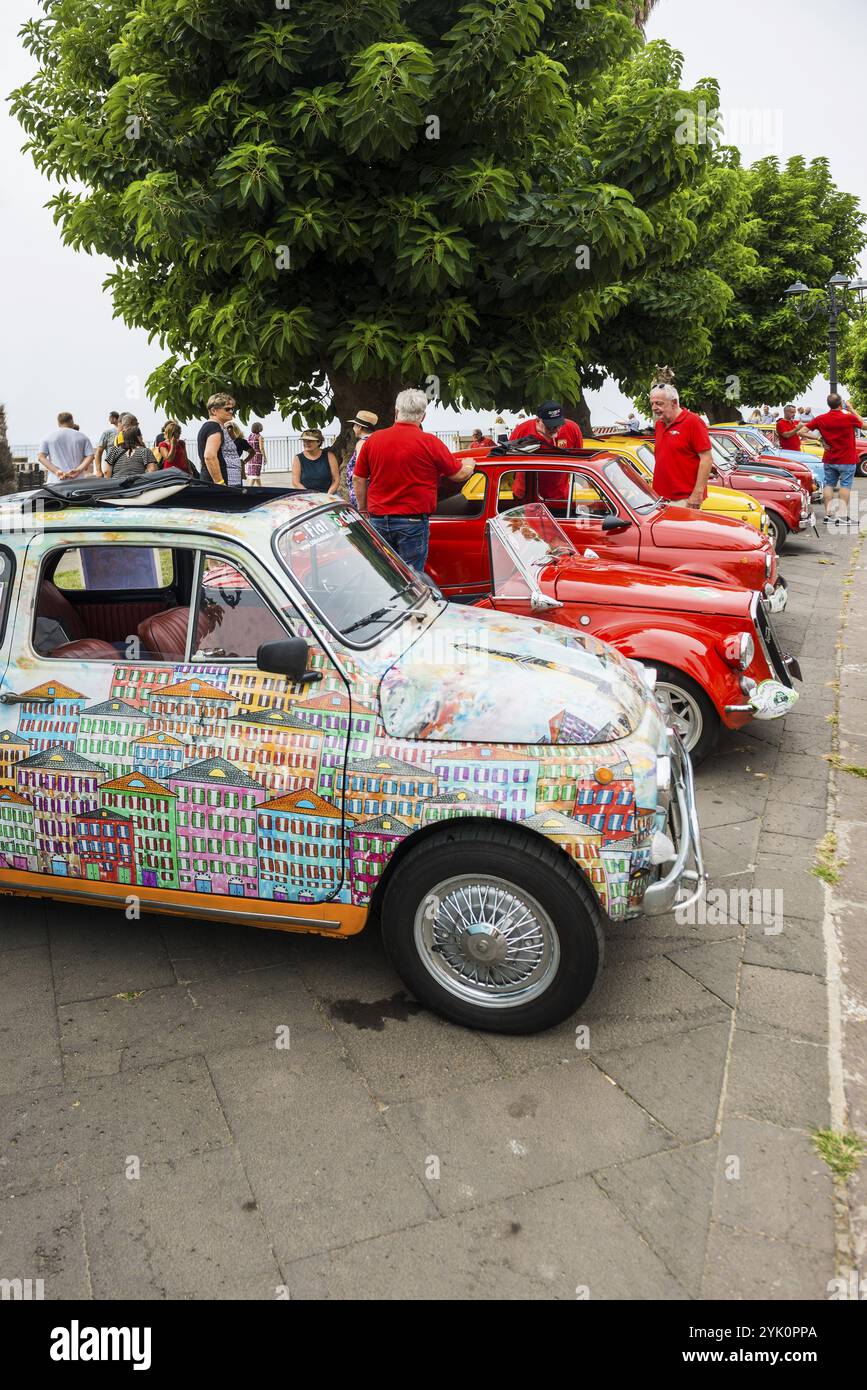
[648, 662, 719, 765]
[764, 509, 789, 552]
[380, 824, 605, 1034]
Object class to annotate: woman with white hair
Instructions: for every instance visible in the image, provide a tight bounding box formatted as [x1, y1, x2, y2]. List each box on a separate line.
[353, 388, 474, 570]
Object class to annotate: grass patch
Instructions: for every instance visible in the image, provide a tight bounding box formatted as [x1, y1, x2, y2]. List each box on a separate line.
[812, 832, 844, 885]
[811, 1128, 866, 1179]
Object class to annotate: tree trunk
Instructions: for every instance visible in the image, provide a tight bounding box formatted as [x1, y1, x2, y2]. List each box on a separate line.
[698, 398, 743, 424]
[327, 369, 406, 491]
[562, 391, 592, 438]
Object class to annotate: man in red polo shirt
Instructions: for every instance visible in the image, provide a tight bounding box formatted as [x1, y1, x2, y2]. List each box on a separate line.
[804, 394, 865, 525]
[511, 401, 582, 501]
[649, 384, 713, 508]
[775, 403, 806, 451]
[354, 388, 473, 570]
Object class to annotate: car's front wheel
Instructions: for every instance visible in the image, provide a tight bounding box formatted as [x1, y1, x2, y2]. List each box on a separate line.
[647, 662, 719, 764]
[380, 825, 605, 1034]
[857, 456, 867, 479]
[764, 509, 789, 552]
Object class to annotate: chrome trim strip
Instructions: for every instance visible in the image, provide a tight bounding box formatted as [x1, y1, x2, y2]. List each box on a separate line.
[641, 734, 706, 916]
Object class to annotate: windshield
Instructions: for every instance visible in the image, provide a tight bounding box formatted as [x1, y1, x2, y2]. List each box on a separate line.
[710, 437, 734, 470]
[489, 504, 575, 598]
[741, 427, 774, 452]
[602, 457, 659, 513]
[277, 505, 427, 643]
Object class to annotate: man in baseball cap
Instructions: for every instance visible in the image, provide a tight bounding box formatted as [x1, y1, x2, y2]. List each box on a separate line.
[509, 401, 583, 500]
[346, 409, 379, 506]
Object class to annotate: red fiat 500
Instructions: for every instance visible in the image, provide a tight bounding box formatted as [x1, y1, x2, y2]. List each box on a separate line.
[427, 443, 784, 609]
[476, 504, 800, 762]
[709, 427, 818, 501]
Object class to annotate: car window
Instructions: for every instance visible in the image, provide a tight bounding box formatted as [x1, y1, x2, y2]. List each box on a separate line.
[191, 555, 294, 662]
[636, 445, 655, 470]
[277, 504, 424, 643]
[433, 469, 486, 518]
[52, 546, 174, 592]
[602, 458, 658, 514]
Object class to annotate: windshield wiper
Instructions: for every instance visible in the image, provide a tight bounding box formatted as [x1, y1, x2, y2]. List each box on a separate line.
[341, 591, 417, 636]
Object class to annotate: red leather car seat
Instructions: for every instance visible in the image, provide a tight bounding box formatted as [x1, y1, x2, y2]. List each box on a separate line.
[38, 580, 85, 641]
[137, 607, 191, 661]
[52, 638, 118, 660]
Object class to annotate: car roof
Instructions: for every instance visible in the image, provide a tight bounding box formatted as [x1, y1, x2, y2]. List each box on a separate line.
[467, 444, 620, 468]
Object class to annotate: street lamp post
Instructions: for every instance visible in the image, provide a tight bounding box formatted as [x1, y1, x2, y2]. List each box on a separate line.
[785, 274, 867, 395]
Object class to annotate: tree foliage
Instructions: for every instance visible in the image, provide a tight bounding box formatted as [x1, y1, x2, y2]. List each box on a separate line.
[12, 0, 727, 428]
[0, 405, 16, 495]
[673, 156, 865, 419]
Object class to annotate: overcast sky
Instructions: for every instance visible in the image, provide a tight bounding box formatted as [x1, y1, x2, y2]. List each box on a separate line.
[1, 0, 864, 444]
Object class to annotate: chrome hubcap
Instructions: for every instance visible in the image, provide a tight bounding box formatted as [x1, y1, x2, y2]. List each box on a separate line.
[655, 681, 703, 752]
[414, 876, 560, 1009]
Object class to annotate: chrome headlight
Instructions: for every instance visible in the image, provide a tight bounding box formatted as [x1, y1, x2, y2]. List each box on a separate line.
[738, 633, 755, 669]
[764, 552, 772, 578]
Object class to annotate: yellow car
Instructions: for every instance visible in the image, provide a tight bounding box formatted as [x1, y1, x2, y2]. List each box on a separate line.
[586, 435, 769, 535]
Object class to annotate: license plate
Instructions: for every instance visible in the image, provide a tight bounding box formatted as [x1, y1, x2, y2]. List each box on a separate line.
[765, 584, 788, 614]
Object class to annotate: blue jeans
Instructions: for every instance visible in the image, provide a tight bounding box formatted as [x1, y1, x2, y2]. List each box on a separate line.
[368, 514, 430, 572]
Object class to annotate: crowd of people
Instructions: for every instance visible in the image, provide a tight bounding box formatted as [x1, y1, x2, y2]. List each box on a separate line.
[34, 383, 865, 570]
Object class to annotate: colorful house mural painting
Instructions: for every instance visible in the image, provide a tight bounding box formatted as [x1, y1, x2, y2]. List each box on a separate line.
[74, 808, 134, 884]
[0, 788, 36, 871]
[224, 708, 322, 794]
[431, 746, 538, 820]
[99, 773, 179, 889]
[133, 732, 187, 782]
[75, 699, 151, 777]
[348, 815, 411, 905]
[110, 663, 174, 709]
[15, 748, 105, 861]
[257, 788, 347, 901]
[0, 729, 30, 791]
[16, 683, 87, 753]
[339, 756, 437, 823]
[419, 790, 502, 824]
[170, 757, 266, 896]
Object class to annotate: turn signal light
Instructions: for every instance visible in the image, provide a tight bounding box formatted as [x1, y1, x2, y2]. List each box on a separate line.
[595, 767, 615, 785]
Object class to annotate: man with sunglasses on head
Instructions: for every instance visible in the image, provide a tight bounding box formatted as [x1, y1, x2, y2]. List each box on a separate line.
[198, 392, 244, 487]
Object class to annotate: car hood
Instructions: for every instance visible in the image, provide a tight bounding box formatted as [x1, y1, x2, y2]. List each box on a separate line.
[553, 559, 752, 617]
[379, 602, 650, 744]
[729, 466, 800, 492]
[648, 506, 765, 551]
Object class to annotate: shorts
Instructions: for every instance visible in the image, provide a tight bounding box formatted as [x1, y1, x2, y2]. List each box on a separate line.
[823, 463, 856, 489]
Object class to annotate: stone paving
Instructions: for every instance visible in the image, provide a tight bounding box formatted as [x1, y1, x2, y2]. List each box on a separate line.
[0, 496, 864, 1300]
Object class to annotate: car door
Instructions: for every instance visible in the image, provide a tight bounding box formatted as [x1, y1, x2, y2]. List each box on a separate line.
[0, 529, 350, 909]
[546, 469, 642, 564]
[426, 468, 493, 598]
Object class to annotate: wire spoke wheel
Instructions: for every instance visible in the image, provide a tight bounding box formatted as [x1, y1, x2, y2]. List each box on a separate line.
[654, 680, 704, 753]
[414, 875, 560, 1010]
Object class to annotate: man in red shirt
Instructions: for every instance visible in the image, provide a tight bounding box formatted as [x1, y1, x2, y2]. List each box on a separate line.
[805, 394, 865, 525]
[510, 401, 582, 501]
[775, 404, 806, 452]
[354, 388, 473, 570]
[649, 384, 713, 508]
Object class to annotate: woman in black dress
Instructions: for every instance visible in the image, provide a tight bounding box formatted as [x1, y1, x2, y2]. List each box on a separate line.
[291, 429, 340, 494]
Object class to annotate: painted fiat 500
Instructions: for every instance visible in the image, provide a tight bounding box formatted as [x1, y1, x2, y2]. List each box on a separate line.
[0, 472, 704, 1033]
[428, 442, 785, 609]
[594, 431, 815, 553]
[475, 505, 800, 763]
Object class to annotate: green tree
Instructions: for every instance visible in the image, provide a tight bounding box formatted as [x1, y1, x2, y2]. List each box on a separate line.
[12, 1, 726, 441]
[0, 406, 15, 495]
[838, 314, 867, 415]
[673, 156, 865, 420]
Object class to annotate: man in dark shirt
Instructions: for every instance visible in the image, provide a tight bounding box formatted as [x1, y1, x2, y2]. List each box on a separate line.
[354, 388, 473, 570]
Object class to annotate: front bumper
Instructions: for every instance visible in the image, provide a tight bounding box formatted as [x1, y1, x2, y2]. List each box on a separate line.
[762, 577, 788, 614]
[641, 735, 706, 917]
[798, 510, 817, 534]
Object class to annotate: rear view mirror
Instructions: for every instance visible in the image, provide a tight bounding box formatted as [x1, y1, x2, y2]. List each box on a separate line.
[601, 515, 632, 532]
[257, 638, 321, 685]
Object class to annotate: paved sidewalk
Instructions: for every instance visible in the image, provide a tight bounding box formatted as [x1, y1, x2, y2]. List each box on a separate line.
[0, 509, 861, 1300]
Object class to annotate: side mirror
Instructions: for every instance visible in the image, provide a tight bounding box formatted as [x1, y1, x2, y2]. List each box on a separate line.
[601, 515, 633, 532]
[257, 638, 321, 685]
